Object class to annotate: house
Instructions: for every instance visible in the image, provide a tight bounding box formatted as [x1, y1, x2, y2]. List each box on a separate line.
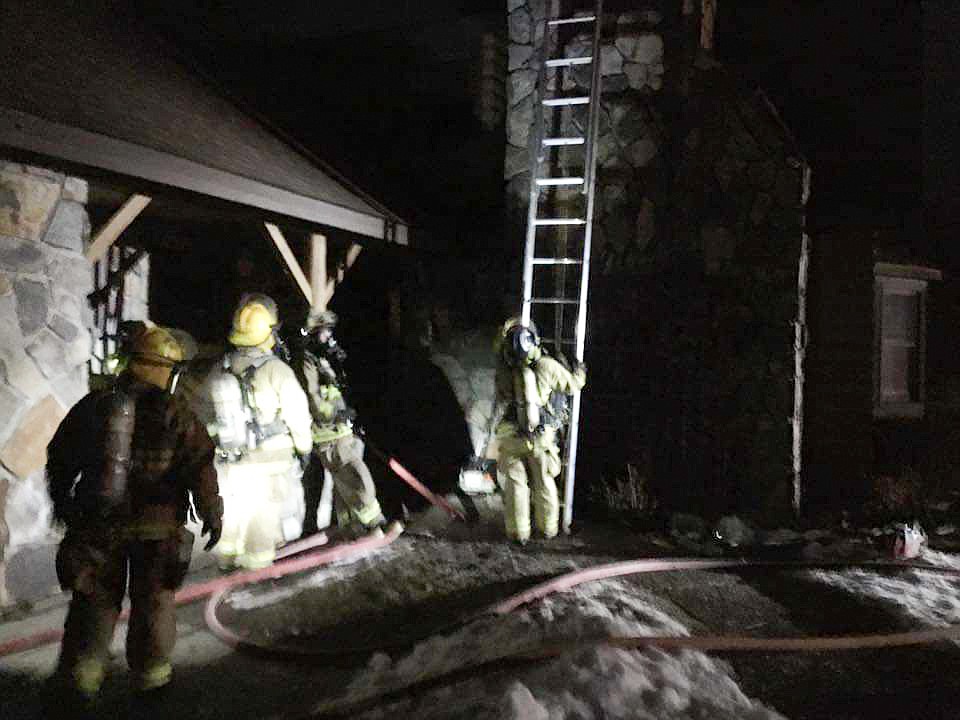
[0, 0, 407, 605]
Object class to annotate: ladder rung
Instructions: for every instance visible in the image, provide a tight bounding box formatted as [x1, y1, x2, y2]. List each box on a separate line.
[543, 137, 585, 146]
[543, 96, 590, 107]
[547, 15, 597, 26]
[534, 218, 587, 226]
[541, 337, 578, 345]
[536, 177, 585, 186]
[530, 298, 580, 305]
[545, 56, 593, 68]
[532, 258, 583, 265]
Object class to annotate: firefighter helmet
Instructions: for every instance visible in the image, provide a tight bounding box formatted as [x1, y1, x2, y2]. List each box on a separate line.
[128, 326, 184, 390]
[501, 318, 540, 367]
[229, 294, 279, 349]
[305, 308, 338, 332]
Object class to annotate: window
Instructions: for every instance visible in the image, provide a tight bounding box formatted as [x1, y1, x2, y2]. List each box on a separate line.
[874, 263, 941, 418]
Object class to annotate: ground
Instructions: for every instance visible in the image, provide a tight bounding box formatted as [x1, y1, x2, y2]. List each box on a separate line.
[2, 496, 960, 719]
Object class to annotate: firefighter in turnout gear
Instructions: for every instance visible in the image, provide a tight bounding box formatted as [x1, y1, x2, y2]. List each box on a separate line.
[46, 326, 223, 699]
[207, 294, 313, 570]
[494, 318, 586, 543]
[296, 309, 386, 537]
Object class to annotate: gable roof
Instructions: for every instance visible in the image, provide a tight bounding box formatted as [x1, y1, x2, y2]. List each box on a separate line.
[0, 1, 406, 242]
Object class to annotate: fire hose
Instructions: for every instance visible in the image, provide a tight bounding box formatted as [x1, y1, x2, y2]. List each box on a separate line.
[290, 556, 960, 719]
[0, 523, 403, 658]
[0, 449, 459, 659]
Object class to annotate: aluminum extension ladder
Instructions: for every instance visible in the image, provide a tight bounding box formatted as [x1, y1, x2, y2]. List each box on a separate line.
[520, 0, 603, 533]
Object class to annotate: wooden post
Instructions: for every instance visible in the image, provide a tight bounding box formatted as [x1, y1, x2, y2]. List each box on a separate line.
[322, 242, 363, 307]
[700, 0, 717, 52]
[85, 194, 151, 262]
[309, 233, 327, 310]
[264, 222, 312, 304]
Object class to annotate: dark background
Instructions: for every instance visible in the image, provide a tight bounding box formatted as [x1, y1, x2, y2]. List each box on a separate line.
[137, 0, 934, 253]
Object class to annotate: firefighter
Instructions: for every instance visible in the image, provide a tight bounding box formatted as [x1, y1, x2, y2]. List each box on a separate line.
[296, 309, 387, 538]
[46, 326, 223, 700]
[207, 294, 313, 570]
[494, 318, 586, 544]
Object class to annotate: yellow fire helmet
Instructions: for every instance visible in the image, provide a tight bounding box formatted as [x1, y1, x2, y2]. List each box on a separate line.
[229, 295, 279, 349]
[128, 326, 185, 390]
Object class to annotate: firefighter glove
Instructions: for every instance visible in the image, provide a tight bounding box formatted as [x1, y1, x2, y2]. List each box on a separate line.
[202, 516, 223, 551]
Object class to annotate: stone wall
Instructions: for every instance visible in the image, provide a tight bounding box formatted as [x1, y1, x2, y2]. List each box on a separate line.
[0, 159, 94, 605]
[504, 2, 808, 519]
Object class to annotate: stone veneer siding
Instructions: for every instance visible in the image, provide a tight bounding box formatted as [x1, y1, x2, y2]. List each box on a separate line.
[504, 1, 808, 519]
[0, 159, 95, 605]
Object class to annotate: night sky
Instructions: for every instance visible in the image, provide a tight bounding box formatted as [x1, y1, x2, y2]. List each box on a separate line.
[141, 1, 930, 246]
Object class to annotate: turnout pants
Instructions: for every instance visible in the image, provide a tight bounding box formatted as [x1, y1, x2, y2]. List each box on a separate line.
[215, 456, 303, 569]
[56, 532, 183, 696]
[314, 435, 382, 528]
[498, 428, 563, 542]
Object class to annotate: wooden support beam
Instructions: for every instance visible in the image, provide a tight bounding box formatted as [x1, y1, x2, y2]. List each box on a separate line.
[700, 0, 717, 52]
[322, 243, 363, 307]
[85, 194, 151, 261]
[309, 233, 327, 310]
[264, 222, 312, 304]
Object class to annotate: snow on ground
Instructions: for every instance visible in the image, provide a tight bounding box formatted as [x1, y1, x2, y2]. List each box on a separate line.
[807, 549, 960, 629]
[310, 579, 786, 720]
[223, 545, 402, 611]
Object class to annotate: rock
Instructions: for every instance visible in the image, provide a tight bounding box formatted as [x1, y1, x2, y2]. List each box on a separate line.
[48, 313, 80, 343]
[26, 328, 69, 380]
[508, 7, 533, 44]
[504, 145, 529, 180]
[615, 32, 663, 64]
[510, 69, 538, 106]
[603, 75, 630, 94]
[507, 0, 526, 13]
[618, 10, 663, 26]
[62, 176, 88, 204]
[0, 237, 45, 275]
[5, 538, 60, 603]
[0, 272, 10, 296]
[51, 364, 88, 411]
[600, 44, 623, 76]
[0, 384, 24, 446]
[0, 166, 61, 242]
[595, 132, 621, 168]
[623, 62, 648, 89]
[564, 33, 592, 60]
[0, 295, 47, 399]
[935, 524, 957, 536]
[13, 279, 49, 337]
[626, 137, 658, 167]
[43, 201, 88, 252]
[507, 94, 535, 148]
[648, 62, 665, 90]
[508, 43, 533, 72]
[601, 183, 628, 216]
[48, 255, 93, 297]
[0, 395, 65, 479]
[612, 105, 649, 145]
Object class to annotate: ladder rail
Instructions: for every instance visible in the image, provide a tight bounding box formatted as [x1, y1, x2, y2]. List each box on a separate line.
[518, 0, 603, 535]
[520, 16, 551, 328]
[562, 0, 604, 534]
